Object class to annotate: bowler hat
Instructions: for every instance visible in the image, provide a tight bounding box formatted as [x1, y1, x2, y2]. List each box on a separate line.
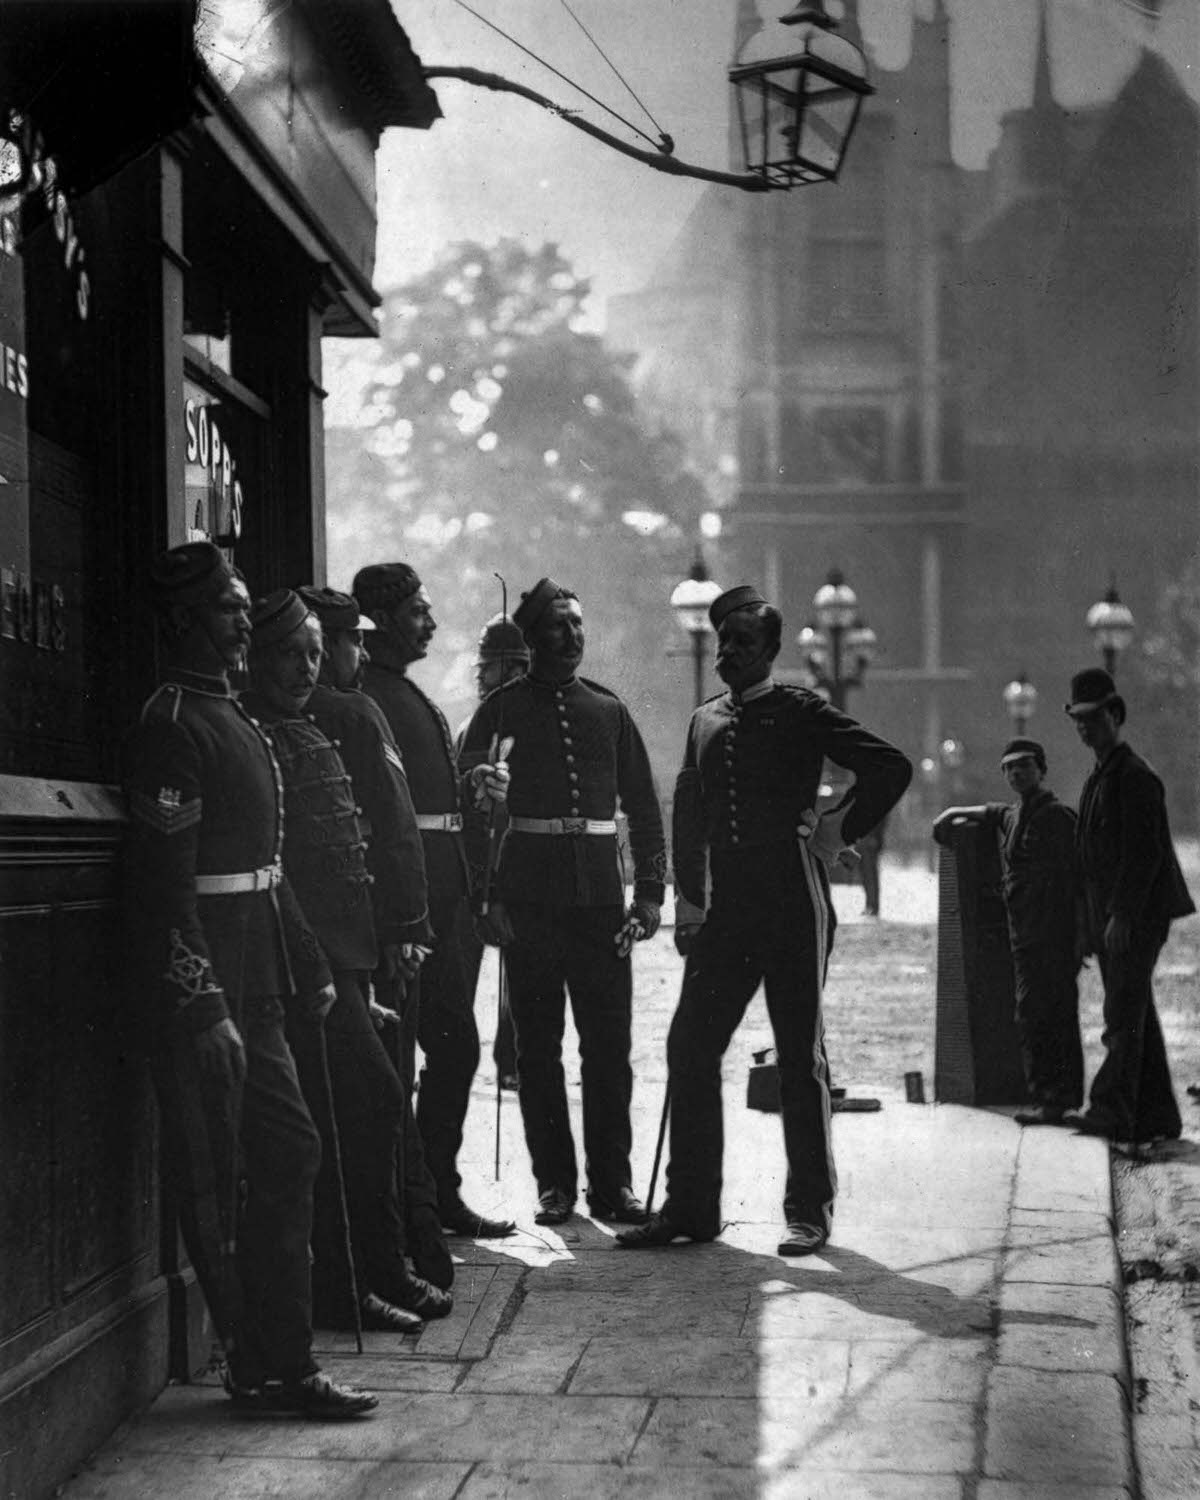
[709, 584, 767, 630]
[1064, 667, 1122, 717]
[148, 540, 240, 608]
[297, 585, 375, 633]
[512, 577, 571, 639]
[1000, 737, 1046, 769]
[352, 563, 422, 619]
[250, 589, 315, 646]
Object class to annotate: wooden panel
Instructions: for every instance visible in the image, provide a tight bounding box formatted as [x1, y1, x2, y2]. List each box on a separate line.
[0, 906, 57, 1336]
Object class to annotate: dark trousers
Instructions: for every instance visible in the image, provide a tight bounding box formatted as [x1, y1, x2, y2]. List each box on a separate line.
[1089, 926, 1181, 1140]
[289, 971, 427, 1317]
[464, 929, 519, 1080]
[1012, 944, 1084, 1109]
[664, 845, 837, 1236]
[154, 994, 321, 1385]
[390, 889, 481, 1210]
[504, 901, 633, 1204]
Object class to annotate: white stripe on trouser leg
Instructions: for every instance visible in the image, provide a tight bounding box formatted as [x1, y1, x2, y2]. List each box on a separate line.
[797, 841, 837, 1210]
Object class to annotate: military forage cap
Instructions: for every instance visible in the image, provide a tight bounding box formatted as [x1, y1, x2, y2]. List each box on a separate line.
[352, 562, 422, 619]
[250, 588, 316, 646]
[708, 583, 767, 631]
[148, 540, 239, 607]
[478, 613, 530, 662]
[512, 577, 569, 640]
[296, 585, 376, 633]
[1000, 737, 1046, 769]
[1064, 667, 1122, 717]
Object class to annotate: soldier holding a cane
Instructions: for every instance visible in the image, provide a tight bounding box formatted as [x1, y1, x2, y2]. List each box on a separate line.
[124, 544, 376, 1419]
[462, 578, 666, 1228]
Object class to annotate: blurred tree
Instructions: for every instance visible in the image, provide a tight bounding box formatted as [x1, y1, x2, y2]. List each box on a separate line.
[325, 238, 716, 779]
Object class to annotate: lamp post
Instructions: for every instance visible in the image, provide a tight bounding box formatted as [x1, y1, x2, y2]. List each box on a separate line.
[797, 568, 877, 711]
[1002, 674, 1038, 737]
[1086, 579, 1135, 677]
[670, 550, 723, 708]
[424, 2, 872, 195]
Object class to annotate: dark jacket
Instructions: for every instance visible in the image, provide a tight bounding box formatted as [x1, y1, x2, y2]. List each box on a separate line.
[981, 788, 1079, 953]
[460, 671, 666, 909]
[1076, 740, 1194, 939]
[307, 684, 433, 948]
[240, 693, 377, 974]
[361, 644, 469, 903]
[672, 682, 912, 911]
[123, 668, 331, 1038]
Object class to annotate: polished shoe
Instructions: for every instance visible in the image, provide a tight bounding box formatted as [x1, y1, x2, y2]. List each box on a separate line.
[1014, 1104, 1068, 1126]
[359, 1292, 423, 1334]
[226, 1368, 378, 1419]
[441, 1200, 517, 1239]
[409, 1207, 455, 1290]
[534, 1187, 574, 1226]
[615, 1210, 714, 1249]
[778, 1222, 829, 1257]
[1063, 1109, 1117, 1139]
[379, 1269, 453, 1320]
[587, 1187, 649, 1224]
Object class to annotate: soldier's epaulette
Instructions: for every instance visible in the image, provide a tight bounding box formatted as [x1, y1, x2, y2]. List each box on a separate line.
[578, 676, 619, 699]
[139, 682, 185, 725]
[487, 675, 527, 700]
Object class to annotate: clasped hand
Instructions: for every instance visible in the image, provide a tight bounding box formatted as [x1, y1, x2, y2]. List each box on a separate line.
[614, 900, 661, 958]
[470, 759, 510, 810]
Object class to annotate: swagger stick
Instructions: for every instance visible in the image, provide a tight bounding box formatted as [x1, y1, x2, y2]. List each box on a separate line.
[646, 1090, 670, 1215]
[315, 1019, 363, 1354]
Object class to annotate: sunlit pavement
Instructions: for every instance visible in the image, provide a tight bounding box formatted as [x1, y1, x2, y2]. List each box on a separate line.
[62, 858, 1132, 1499]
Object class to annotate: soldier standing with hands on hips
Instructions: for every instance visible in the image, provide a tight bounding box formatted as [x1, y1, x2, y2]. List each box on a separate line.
[353, 562, 515, 1239]
[461, 577, 667, 1229]
[618, 584, 911, 1258]
[123, 542, 376, 1419]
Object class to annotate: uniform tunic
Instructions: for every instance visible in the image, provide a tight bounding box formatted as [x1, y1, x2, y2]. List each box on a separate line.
[123, 667, 327, 1385]
[663, 680, 912, 1237]
[361, 642, 478, 1209]
[460, 672, 666, 1208]
[1076, 741, 1194, 1139]
[979, 789, 1083, 1109]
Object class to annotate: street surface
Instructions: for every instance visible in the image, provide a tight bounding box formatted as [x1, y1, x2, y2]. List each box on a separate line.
[58, 855, 1200, 1497]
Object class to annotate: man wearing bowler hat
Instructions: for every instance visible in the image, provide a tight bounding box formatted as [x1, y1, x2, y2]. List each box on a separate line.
[353, 562, 515, 1238]
[124, 543, 376, 1418]
[618, 584, 911, 1257]
[461, 577, 666, 1228]
[1063, 667, 1194, 1143]
[934, 736, 1084, 1123]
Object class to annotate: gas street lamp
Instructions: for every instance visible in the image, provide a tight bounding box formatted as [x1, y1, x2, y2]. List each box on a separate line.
[670, 550, 723, 708]
[1002, 674, 1038, 736]
[798, 568, 877, 711]
[1086, 579, 1135, 677]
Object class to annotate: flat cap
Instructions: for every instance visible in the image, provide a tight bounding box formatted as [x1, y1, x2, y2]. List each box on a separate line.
[999, 737, 1045, 768]
[352, 563, 422, 618]
[709, 583, 767, 630]
[513, 577, 569, 639]
[296, 585, 375, 633]
[478, 613, 530, 662]
[1064, 667, 1122, 717]
[250, 588, 316, 646]
[148, 540, 239, 607]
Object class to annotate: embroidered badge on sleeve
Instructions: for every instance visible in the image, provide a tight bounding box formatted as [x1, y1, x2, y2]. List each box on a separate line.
[132, 786, 203, 835]
[163, 928, 221, 1006]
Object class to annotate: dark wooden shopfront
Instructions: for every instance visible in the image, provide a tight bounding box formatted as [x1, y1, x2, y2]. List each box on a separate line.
[0, 5, 438, 1493]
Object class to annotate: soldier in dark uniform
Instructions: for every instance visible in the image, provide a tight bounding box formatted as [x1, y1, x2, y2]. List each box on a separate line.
[618, 585, 911, 1257]
[244, 590, 451, 1329]
[462, 578, 666, 1228]
[1062, 668, 1194, 1143]
[296, 584, 452, 1292]
[354, 562, 515, 1239]
[124, 542, 376, 1419]
[934, 736, 1084, 1124]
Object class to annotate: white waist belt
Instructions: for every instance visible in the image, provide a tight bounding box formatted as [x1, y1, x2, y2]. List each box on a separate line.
[509, 816, 618, 836]
[415, 812, 463, 832]
[195, 862, 282, 895]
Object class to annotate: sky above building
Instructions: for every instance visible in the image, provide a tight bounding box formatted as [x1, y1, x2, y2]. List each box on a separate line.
[370, 0, 1197, 332]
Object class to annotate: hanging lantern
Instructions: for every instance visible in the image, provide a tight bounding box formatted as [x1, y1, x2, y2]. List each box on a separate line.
[729, 2, 873, 189]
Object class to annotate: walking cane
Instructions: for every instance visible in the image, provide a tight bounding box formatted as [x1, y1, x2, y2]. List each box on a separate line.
[315, 1018, 363, 1354]
[646, 1088, 670, 1215]
[494, 955, 507, 1181]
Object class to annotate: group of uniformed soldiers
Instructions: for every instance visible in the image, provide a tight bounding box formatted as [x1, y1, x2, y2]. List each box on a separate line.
[125, 543, 925, 1419]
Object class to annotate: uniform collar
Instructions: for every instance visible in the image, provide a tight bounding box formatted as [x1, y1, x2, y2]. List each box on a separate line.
[165, 666, 232, 698]
[527, 670, 578, 690]
[729, 675, 775, 707]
